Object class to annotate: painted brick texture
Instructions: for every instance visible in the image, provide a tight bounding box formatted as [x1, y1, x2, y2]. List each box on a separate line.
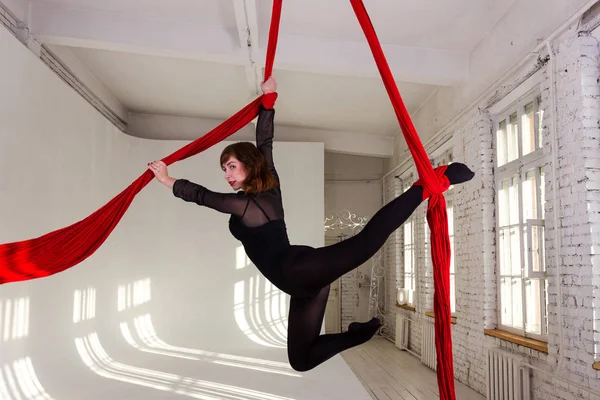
[538, 29, 600, 398]
[381, 20, 600, 400]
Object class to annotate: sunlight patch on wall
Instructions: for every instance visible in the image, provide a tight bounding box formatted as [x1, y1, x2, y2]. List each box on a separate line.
[0, 358, 54, 400]
[118, 278, 151, 311]
[75, 333, 296, 399]
[234, 277, 288, 348]
[0, 297, 30, 342]
[73, 287, 96, 323]
[120, 314, 299, 377]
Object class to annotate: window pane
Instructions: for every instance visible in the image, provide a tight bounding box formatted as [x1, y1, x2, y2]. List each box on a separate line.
[450, 274, 456, 314]
[448, 204, 455, 274]
[404, 216, 413, 288]
[497, 119, 508, 166]
[509, 176, 519, 225]
[498, 227, 511, 276]
[498, 180, 509, 227]
[405, 274, 414, 291]
[540, 167, 545, 219]
[523, 225, 529, 274]
[510, 227, 521, 276]
[511, 278, 523, 330]
[404, 246, 413, 274]
[523, 170, 537, 221]
[508, 112, 519, 163]
[531, 225, 545, 273]
[501, 277, 513, 326]
[526, 279, 542, 335]
[450, 235, 455, 274]
[522, 102, 535, 156]
[404, 221, 412, 244]
[544, 279, 549, 335]
[537, 96, 544, 149]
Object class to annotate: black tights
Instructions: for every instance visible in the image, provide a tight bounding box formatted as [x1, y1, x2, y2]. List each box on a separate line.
[285, 185, 424, 372]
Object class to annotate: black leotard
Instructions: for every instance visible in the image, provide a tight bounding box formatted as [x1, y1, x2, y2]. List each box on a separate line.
[172, 105, 299, 295]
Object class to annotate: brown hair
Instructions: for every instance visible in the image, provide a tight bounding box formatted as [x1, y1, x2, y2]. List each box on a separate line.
[220, 142, 278, 194]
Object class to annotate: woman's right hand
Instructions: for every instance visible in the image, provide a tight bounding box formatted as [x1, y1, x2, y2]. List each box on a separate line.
[148, 160, 169, 182]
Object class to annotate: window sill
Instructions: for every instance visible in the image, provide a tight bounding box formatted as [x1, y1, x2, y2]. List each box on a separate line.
[484, 329, 548, 354]
[396, 303, 416, 312]
[593, 362, 600, 371]
[425, 312, 457, 324]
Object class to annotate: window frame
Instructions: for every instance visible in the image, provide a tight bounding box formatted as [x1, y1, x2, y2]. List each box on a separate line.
[492, 88, 549, 342]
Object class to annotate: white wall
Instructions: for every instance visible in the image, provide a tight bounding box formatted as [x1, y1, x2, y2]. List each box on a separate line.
[0, 23, 373, 400]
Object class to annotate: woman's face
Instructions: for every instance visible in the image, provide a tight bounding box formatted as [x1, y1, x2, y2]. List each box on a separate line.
[222, 156, 247, 191]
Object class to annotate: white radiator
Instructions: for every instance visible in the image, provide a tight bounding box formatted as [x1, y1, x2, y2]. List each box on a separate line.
[487, 348, 531, 400]
[421, 320, 437, 370]
[394, 314, 410, 349]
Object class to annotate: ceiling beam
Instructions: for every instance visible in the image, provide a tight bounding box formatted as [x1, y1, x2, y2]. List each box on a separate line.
[29, 3, 468, 87]
[44, 45, 129, 121]
[232, 0, 263, 95]
[127, 113, 394, 158]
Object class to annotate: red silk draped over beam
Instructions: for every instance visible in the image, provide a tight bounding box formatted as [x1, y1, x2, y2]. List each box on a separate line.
[0, 0, 283, 284]
[1, 1, 456, 398]
[349, 1, 456, 399]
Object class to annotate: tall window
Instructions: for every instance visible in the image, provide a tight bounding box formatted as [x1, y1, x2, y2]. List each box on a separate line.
[400, 173, 416, 306]
[495, 93, 548, 340]
[425, 149, 456, 313]
[448, 202, 455, 314]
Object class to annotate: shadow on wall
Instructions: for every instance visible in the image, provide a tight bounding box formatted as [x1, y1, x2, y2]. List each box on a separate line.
[0, 245, 299, 400]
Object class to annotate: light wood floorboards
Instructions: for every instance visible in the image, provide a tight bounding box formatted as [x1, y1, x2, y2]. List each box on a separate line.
[341, 337, 485, 400]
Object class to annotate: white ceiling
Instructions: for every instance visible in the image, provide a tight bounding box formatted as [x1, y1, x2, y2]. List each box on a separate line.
[258, 0, 516, 52]
[58, 46, 431, 134]
[20, 0, 517, 156]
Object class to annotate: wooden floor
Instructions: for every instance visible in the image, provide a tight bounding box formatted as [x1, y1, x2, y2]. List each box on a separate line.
[341, 337, 485, 400]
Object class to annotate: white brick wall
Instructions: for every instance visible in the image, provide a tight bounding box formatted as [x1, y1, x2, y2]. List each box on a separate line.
[537, 27, 600, 398]
[382, 11, 600, 400]
[450, 111, 496, 395]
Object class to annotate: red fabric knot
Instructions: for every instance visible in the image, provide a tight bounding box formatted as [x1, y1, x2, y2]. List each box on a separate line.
[262, 92, 278, 109]
[413, 165, 450, 201]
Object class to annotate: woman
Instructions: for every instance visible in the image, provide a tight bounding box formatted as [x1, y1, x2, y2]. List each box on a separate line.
[148, 77, 474, 372]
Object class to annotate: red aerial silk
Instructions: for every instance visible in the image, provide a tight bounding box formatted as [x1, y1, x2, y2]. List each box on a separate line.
[1, 1, 455, 398]
[349, 1, 455, 399]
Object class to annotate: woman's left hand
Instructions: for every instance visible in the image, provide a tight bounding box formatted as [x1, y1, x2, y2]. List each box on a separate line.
[261, 77, 277, 94]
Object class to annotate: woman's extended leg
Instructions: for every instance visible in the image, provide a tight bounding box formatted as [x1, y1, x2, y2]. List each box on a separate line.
[287, 285, 381, 372]
[282, 163, 474, 293]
